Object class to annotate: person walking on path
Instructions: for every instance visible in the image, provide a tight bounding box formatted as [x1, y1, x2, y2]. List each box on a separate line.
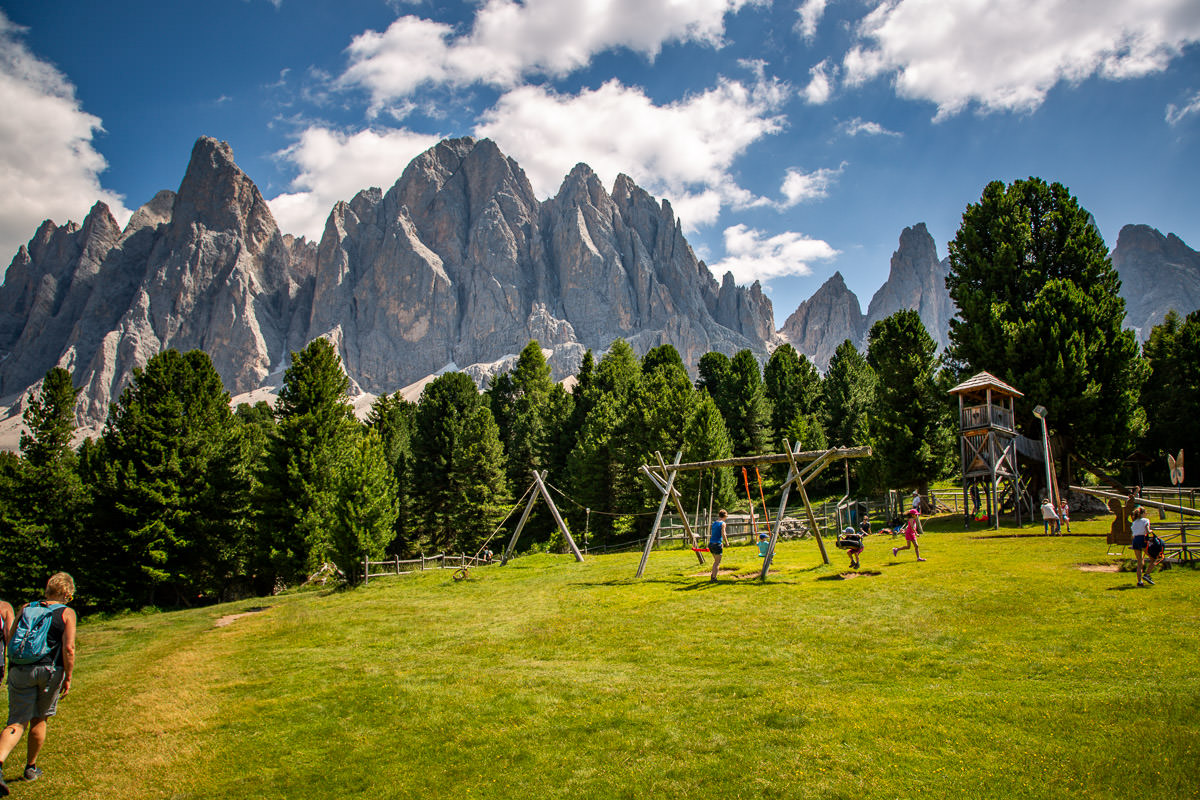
[708, 510, 728, 582]
[892, 509, 926, 561]
[1130, 507, 1156, 587]
[0, 573, 77, 795]
[1041, 497, 1060, 535]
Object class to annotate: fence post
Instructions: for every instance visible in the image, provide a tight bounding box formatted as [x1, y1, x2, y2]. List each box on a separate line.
[364, 556, 370, 585]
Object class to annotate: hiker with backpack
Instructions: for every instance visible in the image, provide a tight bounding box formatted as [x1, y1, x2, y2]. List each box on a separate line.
[0, 573, 77, 795]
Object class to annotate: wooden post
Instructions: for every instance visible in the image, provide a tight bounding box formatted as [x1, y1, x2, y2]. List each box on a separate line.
[364, 556, 370, 585]
[657, 451, 703, 564]
[532, 469, 584, 562]
[760, 440, 801, 579]
[638, 454, 684, 577]
[502, 475, 542, 565]
[786, 441, 830, 565]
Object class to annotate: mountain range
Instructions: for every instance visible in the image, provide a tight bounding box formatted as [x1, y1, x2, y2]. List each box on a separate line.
[0, 136, 1197, 442]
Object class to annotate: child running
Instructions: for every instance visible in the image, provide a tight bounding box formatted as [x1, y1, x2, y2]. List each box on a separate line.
[892, 508, 926, 561]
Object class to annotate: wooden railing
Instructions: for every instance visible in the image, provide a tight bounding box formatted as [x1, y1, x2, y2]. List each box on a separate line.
[363, 553, 495, 583]
[961, 404, 1015, 431]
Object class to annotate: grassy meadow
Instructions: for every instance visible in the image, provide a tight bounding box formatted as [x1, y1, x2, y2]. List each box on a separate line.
[18, 512, 1200, 799]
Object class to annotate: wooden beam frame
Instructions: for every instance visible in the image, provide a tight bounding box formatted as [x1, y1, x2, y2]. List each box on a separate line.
[638, 445, 871, 579]
[501, 470, 585, 565]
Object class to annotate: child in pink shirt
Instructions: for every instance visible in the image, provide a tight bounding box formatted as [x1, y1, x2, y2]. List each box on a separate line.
[892, 508, 926, 561]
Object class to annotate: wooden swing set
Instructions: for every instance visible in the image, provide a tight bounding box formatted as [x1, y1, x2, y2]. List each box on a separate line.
[637, 441, 872, 580]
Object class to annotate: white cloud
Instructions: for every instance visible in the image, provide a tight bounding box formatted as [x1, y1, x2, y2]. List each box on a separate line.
[843, 0, 1200, 119]
[0, 12, 129, 267]
[339, 0, 758, 109]
[796, 0, 827, 40]
[802, 58, 833, 104]
[779, 162, 844, 206]
[1166, 90, 1200, 125]
[268, 126, 442, 240]
[474, 75, 788, 230]
[710, 224, 839, 284]
[838, 116, 901, 137]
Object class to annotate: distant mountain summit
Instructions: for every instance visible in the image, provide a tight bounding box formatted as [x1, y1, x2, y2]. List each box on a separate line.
[0, 136, 773, 432]
[1111, 224, 1200, 336]
[778, 223, 951, 368]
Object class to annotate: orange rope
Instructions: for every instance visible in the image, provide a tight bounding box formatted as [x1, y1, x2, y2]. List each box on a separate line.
[754, 466, 772, 532]
[742, 467, 757, 535]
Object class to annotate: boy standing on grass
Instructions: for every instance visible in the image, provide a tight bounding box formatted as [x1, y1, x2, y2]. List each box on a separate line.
[1130, 507, 1156, 587]
[892, 509, 926, 561]
[0, 573, 77, 795]
[709, 510, 727, 582]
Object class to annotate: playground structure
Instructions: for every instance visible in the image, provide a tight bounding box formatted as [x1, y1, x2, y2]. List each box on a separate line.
[637, 442, 872, 580]
[1071, 483, 1200, 561]
[949, 372, 1045, 530]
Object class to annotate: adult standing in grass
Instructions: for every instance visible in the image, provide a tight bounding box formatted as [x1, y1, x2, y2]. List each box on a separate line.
[0, 573, 77, 794]
[708, 510, 727, 582]
[1041, 497, 1060, 535]
[1130, 507, 1156, 587]
[892, 509, 926, 562]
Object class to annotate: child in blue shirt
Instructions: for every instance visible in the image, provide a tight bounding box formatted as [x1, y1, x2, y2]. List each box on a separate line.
[708, 510, 727, 582]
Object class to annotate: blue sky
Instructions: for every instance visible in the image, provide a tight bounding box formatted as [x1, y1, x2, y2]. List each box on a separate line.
[1, 0, 1198, 325]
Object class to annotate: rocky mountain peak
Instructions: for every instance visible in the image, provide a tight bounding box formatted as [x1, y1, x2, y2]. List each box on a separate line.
[778, 270, 865, 369]
[865, 222, 953, 347]
[1112, 224, 1200, 337]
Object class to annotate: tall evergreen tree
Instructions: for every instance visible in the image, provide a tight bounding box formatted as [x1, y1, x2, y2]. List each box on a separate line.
[95, 350, 239, 606]
[866, 311, 955, 495]
[680, 391, 736, 513]
[257, 338, 359, 588]
[488, 340, 555, 491]
[1141, 310, 1200, 474]
[329, 427, 398, 580]
[367, 392, 417, 555]
[1, 368, 84, 601]
[764, 344, 822, 449]
[946, 177, 1146, 465]
[727, 350, 771, 456]
[822, 339, 876, 449]
[412, 372, 507, 554]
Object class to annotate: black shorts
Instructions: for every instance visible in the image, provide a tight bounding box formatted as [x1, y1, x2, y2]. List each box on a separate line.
[1131, 534, 1146, 551]
[708, 543, 724, 555]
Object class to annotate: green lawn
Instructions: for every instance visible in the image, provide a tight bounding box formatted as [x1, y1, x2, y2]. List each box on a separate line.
[20, 514, 1200, 799]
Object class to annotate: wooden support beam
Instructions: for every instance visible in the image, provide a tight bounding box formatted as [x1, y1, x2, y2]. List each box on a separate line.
[638, 453, 686, 577]
[785, 440, 830, 566]
[502, 473, 543, 566]
[657, 446, 871, 474]
[760, 441, 801, 580]
[532, 470, 585, 562]
[657, 451, 703, 564]
[1070, 485, 1200, 518]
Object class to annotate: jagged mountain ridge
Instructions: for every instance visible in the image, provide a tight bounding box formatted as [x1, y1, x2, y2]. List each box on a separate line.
[0, 136, 774, 431]
[779, 223, 952, 368]
[779, 221, 1200, 370]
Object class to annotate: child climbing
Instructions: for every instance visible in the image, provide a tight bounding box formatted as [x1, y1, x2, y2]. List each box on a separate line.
[892, 509, 925, 562]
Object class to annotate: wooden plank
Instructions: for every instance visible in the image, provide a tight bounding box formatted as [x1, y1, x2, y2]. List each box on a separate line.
[1070, 485, 1200, 518]
[658, 446, 871, 473]
[638, 455, 685, 577]
[657, 451, 703, 564]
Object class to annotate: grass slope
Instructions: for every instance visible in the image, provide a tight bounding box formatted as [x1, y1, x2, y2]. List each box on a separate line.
[22, 516, 1200, 799]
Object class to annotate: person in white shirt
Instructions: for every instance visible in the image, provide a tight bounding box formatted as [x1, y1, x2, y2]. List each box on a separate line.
[1040, 498, 1060, 535]
[1130, 506, 1155, 587]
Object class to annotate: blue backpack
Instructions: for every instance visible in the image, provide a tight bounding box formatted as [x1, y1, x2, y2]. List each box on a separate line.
[7, 601, 63, 666]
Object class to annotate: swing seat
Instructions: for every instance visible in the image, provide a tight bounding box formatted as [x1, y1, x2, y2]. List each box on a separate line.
[691, 546, 711, 553]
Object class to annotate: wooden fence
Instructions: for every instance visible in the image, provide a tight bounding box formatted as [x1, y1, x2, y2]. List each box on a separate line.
[363, 553, 495, 584]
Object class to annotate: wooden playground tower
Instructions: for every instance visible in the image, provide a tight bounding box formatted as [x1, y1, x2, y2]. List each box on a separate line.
[638, 442, 872, 580]
[949, 371, 1028, 529]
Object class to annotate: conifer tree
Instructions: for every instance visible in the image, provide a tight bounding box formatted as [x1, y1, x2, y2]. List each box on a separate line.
[1141, 310, 1200, 472]
[257, 338, 359, 588]
[95, 350, 238, 606]
[412, 372, 507, 554]
[822, 340, 876, 449]
[727, 350, 771, 456]
[764, 344, 822, 449]
[866, 312, 954, 495]
[367, 392, 417, 555]
[946, 177, 1146, 464]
